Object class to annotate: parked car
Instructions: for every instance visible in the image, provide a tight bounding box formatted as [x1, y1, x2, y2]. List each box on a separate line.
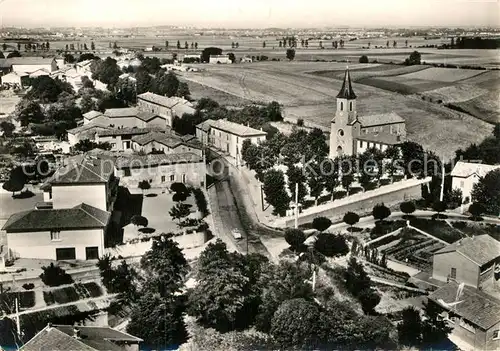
[232, 229, 242, 240]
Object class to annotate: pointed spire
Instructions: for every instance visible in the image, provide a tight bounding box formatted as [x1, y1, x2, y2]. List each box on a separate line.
[337, 68, 357, 99]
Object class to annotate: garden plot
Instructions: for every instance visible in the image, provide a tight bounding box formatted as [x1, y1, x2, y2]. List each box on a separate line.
[397, 67, 485, 83]
[419, 84, 489, 104]
[369, 227, 446, 272]
[409, 218, 464, 243]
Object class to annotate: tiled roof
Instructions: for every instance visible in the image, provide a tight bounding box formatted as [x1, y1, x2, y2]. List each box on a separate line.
[67, 122, 112, 135]
[97, 127, 152, 137]
[428, 281, 500, 329]
[434, 234, 500, 267]
[8, 57, 55, 65]
[131, 131, 182, 148]
[337, 69, 357, 99]
[136, 111, 164, 122]
[138, 92, 192, 109]
[197, 119, 267, 137]
[354, 112, 405, 127]
[2, 203, 110, 232]
[104, 107, 138, 118]
[355, 132, 403, 146]
[115, 152, 203, 169]
[172, 103, 196, 117]
[21, 324, 142, 351]
[50, 155, 115, 184]
[83, 110, 104, 120]
[450, 161, 500, 178]
[196, 119, 216, 132]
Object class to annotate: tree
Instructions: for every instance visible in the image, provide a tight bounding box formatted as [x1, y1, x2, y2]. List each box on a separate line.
[397, 307, 423, 347]
[270, 298, 321, 349]
[127, 292, 187, 349]
[359, 55, 369, 63]
[358, 288, 381, 315]
[196, 97, 219, 111]
[7, 50, 21, 58]
[400, 201, 416, 217]
[15, 100, 45, 126]
[171, 182, 189, 195]
[286, 48, 295, 61]
[468, 202, 485, 220]
[344, 257, 371, 296]
[39, 263, 73, 287]
[421, 299, 453, 347]
[27, 76, 73, 103]
[176, 81, 191, 100]
[284, 228, 306, 251]
[405, 51, 421, 66]
[0, 121, 15, 137]
[314, 233, 349, 258]
[130, 215, 148, 227]
[2, 168, 26, 196]
[227, 52, 236, 63]
[153, 71, 179, 97]
[472, 169, 500, 215]
[169, 203, 192, 223]
[372, 203, 391, 222]
[287, 165, 307, 204]
[91, 57, 121, 88]
[73, 139, 111, 152]
[138, 179, 151, 193]
[432, 200, 447, 218]
[312, 217, 331, 232]
[343, 211, 360, 231]
[262, 169, 290, 216]
[493, 123, 500, 140]
[201, 47, 223, 63]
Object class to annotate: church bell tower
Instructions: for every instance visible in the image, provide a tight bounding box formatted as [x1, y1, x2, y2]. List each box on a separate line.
[329, 68, 357, 159]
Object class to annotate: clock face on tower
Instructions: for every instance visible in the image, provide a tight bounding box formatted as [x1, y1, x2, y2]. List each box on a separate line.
[338, 129, 344, 137]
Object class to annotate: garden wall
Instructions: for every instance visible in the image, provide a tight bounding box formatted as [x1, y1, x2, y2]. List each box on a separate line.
[281, 177, 431, 228]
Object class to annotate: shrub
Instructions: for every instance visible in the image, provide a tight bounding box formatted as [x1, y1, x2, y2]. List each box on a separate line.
[359, 55, 369, 63]
[138, 180, 151, 191]
[170, 182, 189, 194]
[297, 118, 304, 127]
[468, 203, 485, 220]
[373, 203, 391, 222]
[359, 288, 381, 315]
[284, 228, 306, 251]
[312, 217, 332, 232]
[343, 211, 360, 229]
[400, 201, 416, 216]
[172, 192, 188, 203]
[39, 263, 73, 287]
[192, 187, 209, 217]
[22, 283, 35, 290]
[130, 215, 148, 227]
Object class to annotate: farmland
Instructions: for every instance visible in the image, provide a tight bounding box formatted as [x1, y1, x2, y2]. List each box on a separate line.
[180, 61, 495, 158]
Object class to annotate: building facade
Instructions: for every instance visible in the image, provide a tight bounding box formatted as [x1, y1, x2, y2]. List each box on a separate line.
[451, 161, 500, 203]
[329, 69, 406, 159]
[209, 55, 231, 64]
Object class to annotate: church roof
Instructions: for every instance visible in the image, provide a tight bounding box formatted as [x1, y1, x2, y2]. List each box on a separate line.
[354, 112, 405, 127]
[337, 68, 357, 99]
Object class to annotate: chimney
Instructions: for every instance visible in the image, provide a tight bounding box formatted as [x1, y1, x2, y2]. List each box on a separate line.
[47, 323, 52, 330]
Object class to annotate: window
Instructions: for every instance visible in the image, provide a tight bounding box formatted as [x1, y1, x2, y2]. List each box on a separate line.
[85, 247, 99, 260]
[50, 231, 61, 241]
[360, 141, 364, 148]
[340, 102, 344, 111]
[56, 247, 76, 260]
[161, 175, 166, 183]
[226, 134, 229, 140]
[450, 268, 457, 279]
[338, 129, 344, 137]
[170, 175, 175, 182]
[493, 330, 500, 340]
[460, 180, 464, 188]
[349, 102, 353, 111]
[124, 168, 131, 177]
[182, 174, 186, 183]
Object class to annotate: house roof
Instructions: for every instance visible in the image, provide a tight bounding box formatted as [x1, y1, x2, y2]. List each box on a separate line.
[355, 132, 403, 146]
[1, 71, 28, 80]
[354, 112, 405, 127]
[0, 58, 11, 69]
[172, 103, 196, 117]
[8, 57, 55, 66]
[450, 161, 500, 178]
[115, 152, 203, 169]
[428, 281, 500, 330]
[434, 234, 500, 267]
[136, 111, 163, 122]
[67, 122, 112, 135]
[131, 131, 181, 147]
[50, 154, 115, 184]
[137, 92, 193, 109]
[97, 127, 153, 137]
[20, 324, 142, 351]
[103, 107, 139, 118]
[83, 110, 104, 120]
[337, 68, 357, 99]
[197, 119, 267, 137]
[2, 203, 110, 232]
[196, 119, 215, 132]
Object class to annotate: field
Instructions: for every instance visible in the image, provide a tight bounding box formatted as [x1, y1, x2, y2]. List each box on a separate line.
[180, 61, 494, 158]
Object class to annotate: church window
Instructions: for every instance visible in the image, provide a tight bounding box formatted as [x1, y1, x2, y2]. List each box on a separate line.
[349, 102, 353, 111]
[360, 141, 363, 148]
[338, 129, 344, 137]
[340, 102, 343, 111]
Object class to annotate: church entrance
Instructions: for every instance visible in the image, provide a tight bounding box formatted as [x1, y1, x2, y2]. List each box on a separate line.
[337, 146, 343, 156]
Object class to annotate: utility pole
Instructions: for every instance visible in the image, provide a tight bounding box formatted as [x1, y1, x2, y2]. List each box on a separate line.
[440, 161, 445, 202]
[15, 297, 21, 338]
[294, 182, 299, 229]
[260, 184, 264, 212]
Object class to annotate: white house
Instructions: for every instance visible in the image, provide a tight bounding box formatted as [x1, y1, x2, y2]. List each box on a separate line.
[131, 131, 203, 156]
[137, 92, 194, 127]
[195, 119, 267, 164]
[451, 161, 500, 202]
[0, 71, 28, 88]
[209, 55, 231, 64]
[67, 122, 113, 146]
[8, 57, 58, 74]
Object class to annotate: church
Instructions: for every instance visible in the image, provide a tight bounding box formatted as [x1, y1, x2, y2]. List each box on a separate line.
[329, 68, 407, 159]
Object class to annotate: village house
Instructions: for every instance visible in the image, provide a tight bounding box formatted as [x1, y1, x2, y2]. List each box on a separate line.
[428, 235, 500, 351]
[131, 131, 203, 156]
[67, 122, 114, 146]
[95, 127, 158, 151]
[196, 119, 267, 164]
[137, 92, 195, 127]
[8, 56, 58, 74]
[2, 154, 118, 261]
[0, 71, 29, 88]
[451, 161, 500, 203]
[329, 68, 406, 159]
[209, 54, 232, 64]
[83, 110, 107, 125]
[20, 324, 142, 351]
[114, 152, 206, 188]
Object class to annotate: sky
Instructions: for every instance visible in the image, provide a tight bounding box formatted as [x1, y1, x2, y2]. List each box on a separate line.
[0, 0, 498, 28]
